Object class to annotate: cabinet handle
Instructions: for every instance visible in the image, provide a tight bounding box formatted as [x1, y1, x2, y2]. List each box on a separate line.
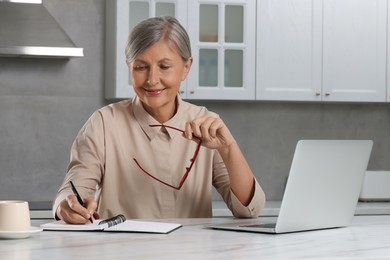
[325, 92, 330, 96]
[315, 92, 320, 96]
[190, 90, 195, 94]
[179, 90, 185, 94]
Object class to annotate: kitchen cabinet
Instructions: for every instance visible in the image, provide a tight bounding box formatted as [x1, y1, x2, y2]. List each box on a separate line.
[105, 0, 255, 100]
[256, 0, 322, 101]
[388, 0, 390, 102]
[105, 0, 187, 99]
[256, 0, 387, 102]
[106, 0, 388, 102]
[322, 0, 387, 102]
[185, 0, 256, 100]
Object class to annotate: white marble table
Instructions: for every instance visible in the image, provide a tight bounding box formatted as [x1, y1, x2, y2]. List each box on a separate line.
[0, 216, 390, 259]
[212, 201, 390, 217]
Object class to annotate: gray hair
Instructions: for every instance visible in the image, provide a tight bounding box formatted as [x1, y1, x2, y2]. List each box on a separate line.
[125, 16, 192, 64]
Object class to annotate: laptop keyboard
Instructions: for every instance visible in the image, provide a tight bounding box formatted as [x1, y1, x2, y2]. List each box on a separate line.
[240, 223, 276, 228]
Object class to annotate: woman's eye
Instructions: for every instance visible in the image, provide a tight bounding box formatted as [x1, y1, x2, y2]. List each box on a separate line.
[133, 65, 147, 71]
[160, 64, 170, 70]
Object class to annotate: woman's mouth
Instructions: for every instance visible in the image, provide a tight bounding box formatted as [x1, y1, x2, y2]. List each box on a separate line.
[144, 88, 164, 96]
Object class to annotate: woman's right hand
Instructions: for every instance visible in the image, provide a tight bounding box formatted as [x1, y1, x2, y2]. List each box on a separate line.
[56, 195, 99, 224]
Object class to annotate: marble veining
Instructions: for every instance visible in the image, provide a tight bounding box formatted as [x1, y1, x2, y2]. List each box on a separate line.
[0, 216, 389, 259]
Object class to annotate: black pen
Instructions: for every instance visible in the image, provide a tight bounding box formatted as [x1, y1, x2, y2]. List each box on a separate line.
[69, 181, 94, 223]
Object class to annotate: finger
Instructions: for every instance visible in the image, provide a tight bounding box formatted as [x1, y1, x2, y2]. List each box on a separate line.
[207, 117, 224, 138]
[84, 198, 98, 216]
[93, 211, 101, 220]
[57, 198, 89, 224]
[184, 121, 193, 139]
[199, 117, 216, 141]
[189, 117, 208, 139]
[190, 121, 202, 139]
[66, 195, 92, 221]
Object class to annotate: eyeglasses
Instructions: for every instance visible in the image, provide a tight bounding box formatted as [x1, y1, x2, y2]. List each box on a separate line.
[133, 124, 202, 190]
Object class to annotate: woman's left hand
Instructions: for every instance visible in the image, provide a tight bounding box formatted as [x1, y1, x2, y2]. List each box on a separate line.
[184, 117, 235, 150]
[185, 116, 261, 207]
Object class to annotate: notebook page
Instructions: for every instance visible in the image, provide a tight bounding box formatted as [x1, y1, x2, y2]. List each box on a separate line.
[104, 220, 182, 234]
[41, 220, 104, 231]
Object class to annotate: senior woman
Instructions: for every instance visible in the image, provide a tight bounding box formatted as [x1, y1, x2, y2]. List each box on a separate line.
[53, 16, 265, 224]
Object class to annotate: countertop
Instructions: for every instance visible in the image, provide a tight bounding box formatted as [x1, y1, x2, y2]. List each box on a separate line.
[213, 200, 390, 217]
[1, 216, 390, 259]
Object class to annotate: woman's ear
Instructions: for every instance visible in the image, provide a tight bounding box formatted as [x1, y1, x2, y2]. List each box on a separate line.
[181, 57, 193, 81]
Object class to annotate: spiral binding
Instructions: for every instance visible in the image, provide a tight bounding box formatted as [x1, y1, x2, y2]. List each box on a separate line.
[98, 214, 126, 228]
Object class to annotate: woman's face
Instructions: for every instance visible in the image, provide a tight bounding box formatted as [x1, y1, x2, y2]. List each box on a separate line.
[129, 40, 192, 121]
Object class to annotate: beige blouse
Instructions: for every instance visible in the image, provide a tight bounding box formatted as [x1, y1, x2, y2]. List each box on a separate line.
[53, 95, 265, 219]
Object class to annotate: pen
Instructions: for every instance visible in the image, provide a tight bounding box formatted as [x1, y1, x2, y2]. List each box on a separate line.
[69, 180, 94, 223]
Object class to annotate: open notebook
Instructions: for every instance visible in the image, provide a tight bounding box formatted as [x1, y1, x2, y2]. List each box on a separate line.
[41, 214, 182, 234]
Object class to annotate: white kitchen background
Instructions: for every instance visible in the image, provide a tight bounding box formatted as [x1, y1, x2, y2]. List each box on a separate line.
[0, 0, 389, 206]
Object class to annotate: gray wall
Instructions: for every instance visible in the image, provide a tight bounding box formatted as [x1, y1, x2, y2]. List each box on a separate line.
[0, 0, 389, 204]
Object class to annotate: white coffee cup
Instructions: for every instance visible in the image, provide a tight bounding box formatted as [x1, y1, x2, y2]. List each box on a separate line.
[0, 200, 31, 231]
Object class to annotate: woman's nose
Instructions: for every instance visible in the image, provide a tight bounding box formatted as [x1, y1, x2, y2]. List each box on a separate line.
[147, 67, 160, 86]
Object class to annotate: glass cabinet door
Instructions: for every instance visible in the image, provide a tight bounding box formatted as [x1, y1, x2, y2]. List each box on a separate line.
[127, 1, 179, 91]
[105, 0, 187, 99]
[187, 0, 256, 100]
[128, 2, 149, 30]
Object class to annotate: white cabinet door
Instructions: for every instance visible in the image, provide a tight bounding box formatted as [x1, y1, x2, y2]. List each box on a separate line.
[388, 1, 390, 102]
[256, 0, 387, 102]
[186, 0, 256, 100]
[322, 0, 387, 102]
[256, 0, 322, 101]
[105, 0, 187, 99]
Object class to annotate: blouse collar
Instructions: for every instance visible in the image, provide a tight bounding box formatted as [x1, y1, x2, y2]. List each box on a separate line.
[132, 94, 186, 140]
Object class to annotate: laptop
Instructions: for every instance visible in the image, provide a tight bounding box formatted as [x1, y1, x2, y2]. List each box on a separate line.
[208, 140, 373, 234]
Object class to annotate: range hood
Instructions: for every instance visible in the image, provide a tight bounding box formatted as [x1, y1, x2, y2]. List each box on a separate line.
[0, 0, 83, 58]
